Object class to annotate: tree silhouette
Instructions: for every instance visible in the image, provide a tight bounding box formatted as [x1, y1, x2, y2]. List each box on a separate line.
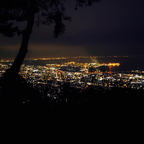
[0, 0, 99, 76]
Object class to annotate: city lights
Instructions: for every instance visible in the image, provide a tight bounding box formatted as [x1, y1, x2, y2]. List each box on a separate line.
[0, 57, 144, 91]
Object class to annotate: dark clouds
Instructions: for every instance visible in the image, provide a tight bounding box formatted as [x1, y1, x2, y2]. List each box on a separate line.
[0, 0, 144, 57]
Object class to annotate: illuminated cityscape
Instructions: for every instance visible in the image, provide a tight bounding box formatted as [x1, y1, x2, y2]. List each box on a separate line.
[0, 56, 144, 91]
[0, 0, 144, 106]
[0, 56, 144, 104]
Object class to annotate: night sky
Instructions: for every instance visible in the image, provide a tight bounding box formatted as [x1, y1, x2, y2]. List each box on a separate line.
[0, 0, 144, 58]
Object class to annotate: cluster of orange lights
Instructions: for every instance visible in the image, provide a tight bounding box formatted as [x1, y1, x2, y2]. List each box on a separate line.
[108, 63, 120, 67]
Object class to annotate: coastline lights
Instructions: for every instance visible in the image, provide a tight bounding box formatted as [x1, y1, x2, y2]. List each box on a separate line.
[108, 63, 120, 67]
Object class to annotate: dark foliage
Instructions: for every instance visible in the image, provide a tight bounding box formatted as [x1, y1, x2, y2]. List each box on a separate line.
[0, 73, 41, 105]
[0, 0, 98, 38]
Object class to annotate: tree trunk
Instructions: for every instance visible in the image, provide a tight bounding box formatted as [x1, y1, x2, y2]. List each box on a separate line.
[9, 3, 34, 75]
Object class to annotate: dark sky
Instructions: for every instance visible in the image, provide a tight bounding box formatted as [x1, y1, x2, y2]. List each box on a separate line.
[0, 0, 144, 58]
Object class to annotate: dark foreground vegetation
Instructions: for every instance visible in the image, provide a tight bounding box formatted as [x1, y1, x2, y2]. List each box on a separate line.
[0, 74, 144, 107]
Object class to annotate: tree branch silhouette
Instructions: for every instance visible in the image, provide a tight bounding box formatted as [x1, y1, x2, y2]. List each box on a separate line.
[0, 0, 99, 76]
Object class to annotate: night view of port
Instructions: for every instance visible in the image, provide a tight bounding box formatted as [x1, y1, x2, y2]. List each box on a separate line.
[0, 0, 144, 106]
[0, 56, 144, 105]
